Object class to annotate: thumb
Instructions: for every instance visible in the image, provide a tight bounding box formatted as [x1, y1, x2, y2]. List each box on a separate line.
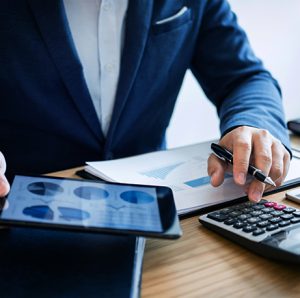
[0, 173, 10, 197]
[207, 154, 227, 187]
[0, 152, 10, 197]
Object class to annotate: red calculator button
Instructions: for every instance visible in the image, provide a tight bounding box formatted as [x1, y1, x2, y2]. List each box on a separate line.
[264, 202, 277, 208]
[273, 204, 286, 211]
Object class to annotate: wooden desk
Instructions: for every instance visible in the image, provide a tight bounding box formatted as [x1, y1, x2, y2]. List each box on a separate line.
[50, 137, 300, 297]
[142, 193, 300, 297]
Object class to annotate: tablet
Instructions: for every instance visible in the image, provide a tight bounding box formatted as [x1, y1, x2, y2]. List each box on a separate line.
[0, 175, 182, 239]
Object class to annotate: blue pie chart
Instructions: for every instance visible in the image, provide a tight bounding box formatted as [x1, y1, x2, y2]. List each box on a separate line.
[74, 186, 109, 200]
[23, 205, 54, 220]
[27, 182, 63, 196]
[120, 191, 154, 204]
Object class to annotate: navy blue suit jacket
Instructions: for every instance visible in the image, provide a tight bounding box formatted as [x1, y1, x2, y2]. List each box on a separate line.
[0, 0, 289, 180]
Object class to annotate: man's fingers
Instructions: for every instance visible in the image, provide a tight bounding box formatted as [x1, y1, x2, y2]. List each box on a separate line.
[268, 140, 290, 187]
[273, 148, 290, 186]
[0, 173, 10, 197]
[247, 179, 266, 202]
[231, 132, 252, 185]
[247, 147, 289, 202]
[207, 154, 227, 187]
[0, 151, 10, 197]
[0, 151, 6, 174]
[217, 126, 290, 203]
[245, 130, 272, 201]
[252, 130, 273, 174]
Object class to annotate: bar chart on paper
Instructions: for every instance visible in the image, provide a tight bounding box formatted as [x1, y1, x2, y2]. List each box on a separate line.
[86, 141, 300, 215]
[85, 141, 248, 215]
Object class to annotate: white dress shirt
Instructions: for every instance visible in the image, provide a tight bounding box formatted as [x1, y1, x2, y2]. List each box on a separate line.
[63, 0, 128, 135]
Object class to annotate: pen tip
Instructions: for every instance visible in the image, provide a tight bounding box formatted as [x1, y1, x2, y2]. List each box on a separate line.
[265, 177, 276, 187]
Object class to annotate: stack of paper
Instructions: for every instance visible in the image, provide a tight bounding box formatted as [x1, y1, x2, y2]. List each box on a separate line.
[85, 141, 300, 215]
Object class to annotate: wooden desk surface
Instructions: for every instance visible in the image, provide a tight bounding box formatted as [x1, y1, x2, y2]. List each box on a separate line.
[50, 136, 300, 298]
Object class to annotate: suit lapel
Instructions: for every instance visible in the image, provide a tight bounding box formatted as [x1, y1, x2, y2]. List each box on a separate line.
[105, 0, 154, 152]
[28, 0, 104, 141]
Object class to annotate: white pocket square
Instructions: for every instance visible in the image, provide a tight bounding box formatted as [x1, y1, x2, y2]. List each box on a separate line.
[155, 6, 188, 25]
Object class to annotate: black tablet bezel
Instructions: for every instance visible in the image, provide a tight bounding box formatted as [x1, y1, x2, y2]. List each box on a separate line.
[0, 174, 182, 239]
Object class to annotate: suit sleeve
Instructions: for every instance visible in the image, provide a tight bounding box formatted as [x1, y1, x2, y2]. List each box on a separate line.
[191, 0, 290, 151]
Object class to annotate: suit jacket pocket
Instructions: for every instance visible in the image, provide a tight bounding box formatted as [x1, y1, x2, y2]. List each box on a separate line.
[152, 6, 192, 35]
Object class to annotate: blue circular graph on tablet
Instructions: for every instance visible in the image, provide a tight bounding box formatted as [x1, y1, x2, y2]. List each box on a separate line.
[58, 207, 90, 221]
[120, 191, 154, 204]
[23, 205, 54, 220]
[27, 182, 64, 196]
[74, 186, 109, 200]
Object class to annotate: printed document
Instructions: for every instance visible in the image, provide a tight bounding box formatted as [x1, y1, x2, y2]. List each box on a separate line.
[85, 141, 300, 215]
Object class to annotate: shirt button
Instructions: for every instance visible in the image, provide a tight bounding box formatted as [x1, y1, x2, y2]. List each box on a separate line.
[102, 0, 112, 11]
[104, 63, 115, 73]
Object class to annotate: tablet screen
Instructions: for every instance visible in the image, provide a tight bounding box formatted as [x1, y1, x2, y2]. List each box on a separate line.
[1, 175, 163, 233]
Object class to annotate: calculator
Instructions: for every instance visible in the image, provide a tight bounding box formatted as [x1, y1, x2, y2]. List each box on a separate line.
[199, 199, 300, 263]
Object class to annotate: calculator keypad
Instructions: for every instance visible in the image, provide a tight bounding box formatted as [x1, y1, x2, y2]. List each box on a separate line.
[205, 199, 300, 239]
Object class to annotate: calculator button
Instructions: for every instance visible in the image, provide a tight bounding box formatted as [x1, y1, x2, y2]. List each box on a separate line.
[273, 204, 286, 211]
[244, 202, 256, 207]
[253, 229, 265, 236]
[257, 221, 269, 228]
[247, 217, 260, 224]
[220, 208, 232, 214]
[270, 211, 284, 217]
[264, 202, 277, 208]
[259, 214, 272, 220]
[251, 210, 263, 216]
[232, 206, 243, 211]
[279, 221, 290, 227]
[233, 222, 246, 229]
[236, 203, 248, 208]
[238, 214, 251, 221]
[266, 224, 279, 231]
[269, 217, 282, 224]
[261, 207, 274, 213]
[261, 208, 273, 213]
[252, 205, 265, 210]
[259, 199, 268, 204]
[293, 211, 300, 217]
[207, 212, 228, 222]
[224, 218, 237, 225]
[291, 218, 300, 224]
[280, 214, 294, 221]
[283, 207, 296, 213]
[229, 211, 242, 217]
[241, 208, 253, 213]
[243, 225, 257, 233]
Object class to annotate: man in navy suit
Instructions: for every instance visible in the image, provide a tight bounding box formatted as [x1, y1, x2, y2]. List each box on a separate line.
[0, 0, 291, 202]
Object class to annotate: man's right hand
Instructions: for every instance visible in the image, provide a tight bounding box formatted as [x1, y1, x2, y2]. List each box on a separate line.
[0, 151, 10, 197]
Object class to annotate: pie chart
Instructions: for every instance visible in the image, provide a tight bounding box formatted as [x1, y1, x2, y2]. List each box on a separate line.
[23, 205, 54, 220]
[120, 191, 154, 204]
[27, 182, 64, 196]
[74, 186, 109, 200]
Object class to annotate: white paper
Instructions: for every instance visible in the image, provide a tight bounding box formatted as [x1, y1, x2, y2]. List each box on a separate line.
[86, 141, 300, 215]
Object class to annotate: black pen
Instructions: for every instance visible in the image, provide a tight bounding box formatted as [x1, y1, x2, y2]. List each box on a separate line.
[211, 143, 276, 187]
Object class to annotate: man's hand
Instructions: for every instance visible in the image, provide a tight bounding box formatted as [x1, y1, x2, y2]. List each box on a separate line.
[207, 126, 290, 202]
[0, 151, 10, 197]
